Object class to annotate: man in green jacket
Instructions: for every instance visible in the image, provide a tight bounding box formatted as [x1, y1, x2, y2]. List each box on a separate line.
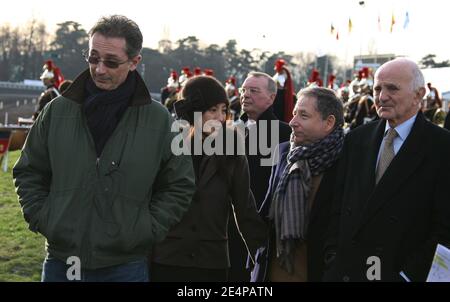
[13, 15, 195, 282]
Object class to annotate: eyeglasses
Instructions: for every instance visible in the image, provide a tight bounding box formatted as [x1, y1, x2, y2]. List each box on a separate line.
[238, 87, 262, 95]
[82, 51, 129, 69]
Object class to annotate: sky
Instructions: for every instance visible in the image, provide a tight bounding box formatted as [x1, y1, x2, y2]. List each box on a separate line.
[0, 0, 447, 65]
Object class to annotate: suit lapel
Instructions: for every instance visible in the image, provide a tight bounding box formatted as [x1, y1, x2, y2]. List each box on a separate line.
[354, 113, 427, 236]
[362, 119, 387, 190]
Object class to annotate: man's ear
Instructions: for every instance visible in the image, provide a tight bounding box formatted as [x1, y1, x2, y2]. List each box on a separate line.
[268, 92, 276, 105]
[417, 87, 426, 99]
[415, 87, 426, 105]
[129, 55, 142, 71]
[325, 115, 336, 132]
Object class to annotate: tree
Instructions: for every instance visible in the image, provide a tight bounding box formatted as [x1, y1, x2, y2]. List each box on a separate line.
[49, 21, 89, 79]
[0, 25, 12, 80]
[292, 52, 316, 88]
[171, 36, 203, 74]
[223, 40, 241, 80]
[0, 17, 363, 95]
[22, 19, 48, 80]
[203, 44, 226, 81]
[140, 47, 176, 92]
[435, 60, 450, 68]
[251, 49, 271, 73]
[0, 21, 50, 82]
[7, 28, 22, 82]
[419, 54, 450, 68]
[176, 36, 200, 52]
[420, 54, 437, 68]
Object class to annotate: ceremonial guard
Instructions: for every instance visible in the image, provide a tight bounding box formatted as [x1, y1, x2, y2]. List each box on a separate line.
[272, 59, 295, 123]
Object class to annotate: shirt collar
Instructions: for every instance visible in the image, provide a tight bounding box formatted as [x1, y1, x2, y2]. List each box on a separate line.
[384, 113, 417, 141]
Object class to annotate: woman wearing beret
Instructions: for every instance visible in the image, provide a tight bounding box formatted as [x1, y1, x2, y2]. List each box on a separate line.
[150, 76, 267, 282]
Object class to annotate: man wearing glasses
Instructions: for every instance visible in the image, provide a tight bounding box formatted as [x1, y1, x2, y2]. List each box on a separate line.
[228, 72, 291, 281]
[13, 15, 195, 282]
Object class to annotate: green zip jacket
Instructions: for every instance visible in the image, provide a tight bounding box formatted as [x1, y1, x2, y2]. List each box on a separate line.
[13, 70, 195, 269]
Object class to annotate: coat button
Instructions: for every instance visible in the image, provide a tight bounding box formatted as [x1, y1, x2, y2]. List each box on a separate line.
[191, 225, 197, 232]
[351, 240, 357, 246]
[346, 207, 352, 215]
[189, 253, 195, 259]
[343, 276, 350, 282]
[104, 188, 109, 192]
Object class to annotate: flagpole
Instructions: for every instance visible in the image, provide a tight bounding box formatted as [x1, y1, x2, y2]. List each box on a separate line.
[344, 44, 349, 84]
[376, 12, 381, 67]
[358, 4, 364, 58]
[324, 54, 329, 88]
[402, 11, 410, 57]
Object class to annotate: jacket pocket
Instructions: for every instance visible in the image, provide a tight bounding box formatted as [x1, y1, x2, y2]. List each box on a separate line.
[92, 194, 153, 254]
[131, 202, 154, 252]
[36, 196, 52, 237]
[44, 189, 79, 251]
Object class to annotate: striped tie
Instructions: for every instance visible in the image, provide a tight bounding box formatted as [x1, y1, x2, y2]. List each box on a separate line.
[376, 128, 398, 184]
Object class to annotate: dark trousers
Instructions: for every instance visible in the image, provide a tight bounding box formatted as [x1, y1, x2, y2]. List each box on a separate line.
[42, 255, 149, 282]
[150, 262, 228, 282]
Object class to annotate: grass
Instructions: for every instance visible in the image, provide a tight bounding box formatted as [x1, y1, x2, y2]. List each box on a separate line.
[0, 150, 45, 282]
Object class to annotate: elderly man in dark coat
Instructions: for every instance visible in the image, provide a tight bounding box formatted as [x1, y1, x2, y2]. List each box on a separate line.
[323, 58, 450, 282]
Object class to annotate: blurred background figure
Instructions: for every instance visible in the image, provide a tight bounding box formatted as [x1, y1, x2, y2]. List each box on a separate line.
[33, 60, 65, 120]
[348, 67, 377, 130]
[203, 68, 214, 77]
[337, 81, 351, 104]
[343, 67, 377, 131]
[307, 69, 323, 88]
[225, 76, 241, 121]
[424, 82, 445, 125]
[327, 74, 339, 91]
[161, 70, 180, 113]
[193, 67, 202, 76]
[272, 59, 295, 123]
[179, 66, 193, 87]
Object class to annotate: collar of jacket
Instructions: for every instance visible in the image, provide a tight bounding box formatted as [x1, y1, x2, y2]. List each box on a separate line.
[240, 106, 278, 124]
[62, 69, 153, 106]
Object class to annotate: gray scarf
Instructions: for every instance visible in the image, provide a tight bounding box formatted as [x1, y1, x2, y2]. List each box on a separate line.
[268, 126, 344, 274]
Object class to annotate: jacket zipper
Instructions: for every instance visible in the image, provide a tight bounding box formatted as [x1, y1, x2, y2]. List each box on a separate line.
[78, 110, 99, 270]
[79, 109, 128, 269]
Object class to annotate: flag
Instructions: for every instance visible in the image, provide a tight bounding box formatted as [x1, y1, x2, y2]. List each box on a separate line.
[336, 31, 339, 40]
[403, 11, 410, 29]
[348, 18, 353, 33]
[390, 13, 395, 33]
[378, 15, 381, 31]
[331, 23, 335, 35]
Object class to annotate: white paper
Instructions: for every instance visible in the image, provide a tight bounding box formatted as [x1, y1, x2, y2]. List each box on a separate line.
[426, 244, 450, 282]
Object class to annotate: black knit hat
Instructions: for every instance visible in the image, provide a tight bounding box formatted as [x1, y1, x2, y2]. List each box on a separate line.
[174, 76, 229, 123]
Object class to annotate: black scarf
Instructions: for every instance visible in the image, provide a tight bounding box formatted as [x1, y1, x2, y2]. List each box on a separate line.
[83, 72, 136, 156]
